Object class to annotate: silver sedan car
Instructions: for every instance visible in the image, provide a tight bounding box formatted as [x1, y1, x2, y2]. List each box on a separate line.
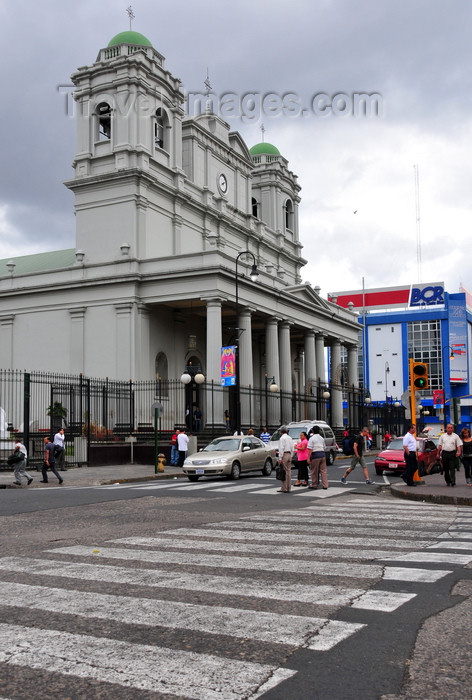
[182, 435, 276, 481]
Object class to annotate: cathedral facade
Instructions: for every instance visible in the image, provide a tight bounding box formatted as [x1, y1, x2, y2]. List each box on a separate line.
[0, 30, 359, 430]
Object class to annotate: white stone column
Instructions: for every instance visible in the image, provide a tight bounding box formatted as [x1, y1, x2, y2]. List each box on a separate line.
[265, 318, 280, 428]
[347, 344, 359, 388]
[238, 308, 254, 428]
[330, 339, 344, 429]
[304, 328, 317, 420]
[315, 332, 326, 382]
[205, 298, 224, 428]
[279, 321, 292, 424]
[115, 303, 133, 379]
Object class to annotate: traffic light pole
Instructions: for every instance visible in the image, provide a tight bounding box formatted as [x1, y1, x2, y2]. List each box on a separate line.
[409, 358, 417, 429]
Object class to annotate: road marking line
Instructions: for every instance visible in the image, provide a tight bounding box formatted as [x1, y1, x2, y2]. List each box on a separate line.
[0, 581, 340, 648]
[0, 622, 296, 700]
[384, 552, 472, 564]
[0, 556, 366, 606]
[47, 545, 383, 579]
[428, 541, 472, 551]
[307, 620, 366, 650]
[383, 567, 452, 582]
[194, 520, 442, 538]
[351, 590, 416, 611]
[111, 536, 408, 562]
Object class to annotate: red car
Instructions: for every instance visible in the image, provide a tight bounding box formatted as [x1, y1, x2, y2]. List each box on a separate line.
[374, 437, 438, 475]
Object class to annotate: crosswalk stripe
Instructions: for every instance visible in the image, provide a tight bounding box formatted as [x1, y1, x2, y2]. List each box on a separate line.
[307, 620, 366, 650]
[383, 567, 452, 582]
[0, 556, 365, 605]
[190, 521, 443, 538]
[244, 511, 454, 524]
[0, 581, 354, 648]
[383, 552, 472, 564]
[112, 534, 427, 558]
[351, 590, 416, 611]
[0, 622, 296, 700]
[47, 544, 383, 579]
[428, 541, 472, 551]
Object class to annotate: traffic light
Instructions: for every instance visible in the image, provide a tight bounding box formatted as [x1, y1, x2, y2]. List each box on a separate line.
[411, 362, 429, 390]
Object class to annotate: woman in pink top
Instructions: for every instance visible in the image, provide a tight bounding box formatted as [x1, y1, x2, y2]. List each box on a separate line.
[294, 431, 309, 486]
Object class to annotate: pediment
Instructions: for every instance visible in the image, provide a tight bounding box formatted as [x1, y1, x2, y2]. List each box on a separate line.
[283, 283, 332, 311]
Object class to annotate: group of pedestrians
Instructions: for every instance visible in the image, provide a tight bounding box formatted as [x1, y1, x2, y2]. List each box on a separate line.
[10, 429, 66, 487]
[277, 425, 330, 493]
[170, 427, 190, 467]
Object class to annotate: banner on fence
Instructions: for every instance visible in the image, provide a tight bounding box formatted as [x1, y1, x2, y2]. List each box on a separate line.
[220, 346, 236, 386]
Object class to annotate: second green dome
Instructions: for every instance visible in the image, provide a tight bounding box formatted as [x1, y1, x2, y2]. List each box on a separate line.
[249, 142, 281, 156]
[108, 31, 152, 47]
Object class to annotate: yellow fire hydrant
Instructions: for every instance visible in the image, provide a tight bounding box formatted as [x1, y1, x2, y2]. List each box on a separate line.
[157, 453, 166, 473]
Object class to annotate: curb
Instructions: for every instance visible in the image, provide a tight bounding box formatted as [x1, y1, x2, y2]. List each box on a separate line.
[99, 473, 186, 485]
[390, 485, 472, 507]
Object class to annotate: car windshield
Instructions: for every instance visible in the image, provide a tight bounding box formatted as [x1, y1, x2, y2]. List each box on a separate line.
[385, 439, 404, 450]
[203, 438, 240, 452]
[271, 427, 308, 440]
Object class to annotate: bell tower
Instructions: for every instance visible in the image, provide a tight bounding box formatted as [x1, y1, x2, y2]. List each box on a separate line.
[65, 30, 186, 263]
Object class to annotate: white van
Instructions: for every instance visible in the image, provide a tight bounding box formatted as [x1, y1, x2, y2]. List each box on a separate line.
[268, 420, 337, 465]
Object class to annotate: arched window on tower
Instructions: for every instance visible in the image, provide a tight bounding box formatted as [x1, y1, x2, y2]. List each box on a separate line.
[251, 197, 260, 218]
[155, 352, 169, 397]
[154, 108, 169, 151]
[96, 102, 111, 141]
[284, 198, 294, 232]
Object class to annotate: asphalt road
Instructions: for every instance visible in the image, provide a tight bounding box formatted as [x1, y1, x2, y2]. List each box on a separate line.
[1, 457, 471, 699]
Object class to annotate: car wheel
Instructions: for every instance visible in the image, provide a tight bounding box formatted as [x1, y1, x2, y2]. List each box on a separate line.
[326, 451, 335, 465]
[187, 475, 200, 482]
[230, 461, 241, 480]
[262, 459, 272, 476]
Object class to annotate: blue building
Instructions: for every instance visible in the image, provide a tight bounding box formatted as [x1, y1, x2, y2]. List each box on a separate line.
[330, 282, 472, 434]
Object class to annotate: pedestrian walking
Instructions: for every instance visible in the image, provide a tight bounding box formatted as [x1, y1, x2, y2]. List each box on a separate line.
[438, 423, 462, 487]
[341, 426, 374, 485]
[277, 426, 293, 493]
[10, 439, 33, 486]
[40, 437, 63, 484]
[294, 431, 309, 486]
[308, 426, 328, 489]
[460, 428, 472, 485]
[401, 424, 418, 487]
[177, 429, 189, 467]
[54, 428, 67, 471]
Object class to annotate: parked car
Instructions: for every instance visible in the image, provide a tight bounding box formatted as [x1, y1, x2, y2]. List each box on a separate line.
[374, 437, 438, 475]
[182, 435, 276, 481]
[268, 420, 337, 465]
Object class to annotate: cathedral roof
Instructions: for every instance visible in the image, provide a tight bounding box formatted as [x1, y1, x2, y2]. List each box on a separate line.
[107, 31, 152, 47]
[249, 142, 281, 156]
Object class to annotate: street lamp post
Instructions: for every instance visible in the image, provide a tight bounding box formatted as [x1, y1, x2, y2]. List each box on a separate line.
[442, 345, 455, 431]
[385, 361, 390, 434]
[234, 251, 259, 434]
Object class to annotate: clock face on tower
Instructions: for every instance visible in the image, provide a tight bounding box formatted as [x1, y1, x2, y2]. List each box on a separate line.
[218, 173, 228, 195]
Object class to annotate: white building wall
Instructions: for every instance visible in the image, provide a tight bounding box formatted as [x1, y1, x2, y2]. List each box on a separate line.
[367, 323, 403, 402]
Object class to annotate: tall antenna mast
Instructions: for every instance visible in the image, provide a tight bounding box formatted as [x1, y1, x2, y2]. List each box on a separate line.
[414, 164, 422, 283]
[126, 5, 135, 30]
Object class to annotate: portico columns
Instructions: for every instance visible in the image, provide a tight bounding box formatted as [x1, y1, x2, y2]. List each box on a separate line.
[330, 339, 343, 429]
[315, 332, 326, 383]
[239, 307, 254, 427]
[347, 344, 359, 387]
[265, 318, 280, 428]
[205, 298, 223, 427]
[304, 329, 317, 420]
[279, 321, 292, 423]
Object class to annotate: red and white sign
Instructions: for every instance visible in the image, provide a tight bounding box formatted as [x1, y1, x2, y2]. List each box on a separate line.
[329, 282, 445, 311]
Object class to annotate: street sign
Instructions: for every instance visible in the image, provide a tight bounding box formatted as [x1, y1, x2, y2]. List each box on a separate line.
[151, 402, 164, 413]
[401, 389, 420, 408]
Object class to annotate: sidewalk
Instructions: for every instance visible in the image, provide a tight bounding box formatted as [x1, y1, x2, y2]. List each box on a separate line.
[2, 461, 472, 506]
[0, 463, 184, 489]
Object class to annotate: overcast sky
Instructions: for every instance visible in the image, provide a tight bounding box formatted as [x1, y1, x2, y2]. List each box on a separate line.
[1, 0, 471, 298]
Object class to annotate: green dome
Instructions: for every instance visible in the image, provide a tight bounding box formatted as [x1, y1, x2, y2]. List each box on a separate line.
[108, 31, 152, 47]
[249, 142, 280, 156]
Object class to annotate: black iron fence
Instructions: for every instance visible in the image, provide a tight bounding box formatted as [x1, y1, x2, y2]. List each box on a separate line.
[0, 370, 406, 466]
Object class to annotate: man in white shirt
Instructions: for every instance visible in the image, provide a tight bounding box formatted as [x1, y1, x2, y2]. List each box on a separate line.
[277, 426, 293, 493]
[177, 429, 190, 467]
[54, 428, 66, 471]
[402, 424, 418, 486]
[438, 423, 462, 487]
